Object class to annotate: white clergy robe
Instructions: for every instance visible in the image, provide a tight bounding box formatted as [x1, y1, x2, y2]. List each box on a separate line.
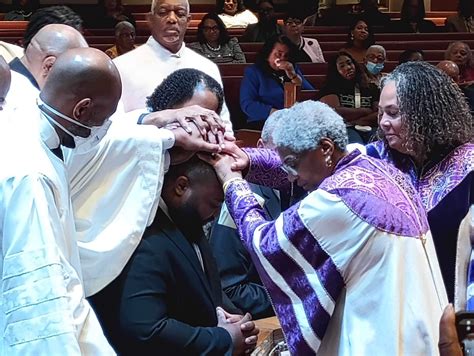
[0, 108, 114, 355]
[113, 36, 233, 132]
[64, 116, 174, 296]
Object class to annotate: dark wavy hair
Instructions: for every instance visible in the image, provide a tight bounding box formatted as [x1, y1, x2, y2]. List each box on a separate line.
[322, 51, 369, 91]
[146, 68, 224, 114]
[23, 6, 83, 49]
[401, 0, 425, 22]
[379, 61, 473, 164]
[256, 35, 297, 72]
[216, 0, 245, 14]
[345, 17, 375, 49]
[196, 13, 230, 45]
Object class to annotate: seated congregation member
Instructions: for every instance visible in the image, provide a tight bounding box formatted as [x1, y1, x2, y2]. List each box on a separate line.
[217, 0, 258, 28]
[356, 0, 390, 28]
[445, 0, 473, 33]
[363, 44, 386, 87]
[319, 51, 379, 144]
[367, 62, 474, 307]
[4, 0, 38, 21]
[105, 21, 137, 59]
[437, 60, 474, 112]
[241, 0, 283, 42]
[90, 156, 259, 355]
[209, 112, 288, 319]
[188, 13, 246, 64]
[203, 100, 448, 355]
[113, 0, 232, 131]
[445, 41, 474, 84]
[340, 18, 375, 63]
[240, 35, 314, 128]
[398, 48, 424, 64]
[390, 0, 437, 33]
[283, 14, 325, 63]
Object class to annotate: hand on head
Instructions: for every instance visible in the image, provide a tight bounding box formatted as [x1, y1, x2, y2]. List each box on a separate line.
[216, 307, 259, 355]
[141, 105, 226, 146]
[198, 151, 242, 184]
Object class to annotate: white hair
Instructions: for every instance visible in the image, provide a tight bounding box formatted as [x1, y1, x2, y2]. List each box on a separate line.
[273, 100, 348, 153]
[151, 0, 190, 14]
[261, 109, 287, 146]
[367, 44, 386, 58]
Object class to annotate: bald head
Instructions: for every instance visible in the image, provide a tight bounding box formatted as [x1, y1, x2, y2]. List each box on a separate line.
[41, 48, 121, 146]
[23, 24, 88, 88]
[437, 60, 460, 83]
[0, 56, 11, 109]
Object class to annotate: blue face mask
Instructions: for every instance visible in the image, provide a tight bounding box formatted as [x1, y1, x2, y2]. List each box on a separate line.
[366, 61, 384, 75]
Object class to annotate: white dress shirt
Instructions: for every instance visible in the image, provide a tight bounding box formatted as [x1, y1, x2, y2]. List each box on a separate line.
[0, 108, 114, 355]
[219, 10, 258, 28]
[113, 36, 233, 132]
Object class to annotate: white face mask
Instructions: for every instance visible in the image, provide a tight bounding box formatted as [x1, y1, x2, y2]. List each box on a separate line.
[37, 97, 112, 154]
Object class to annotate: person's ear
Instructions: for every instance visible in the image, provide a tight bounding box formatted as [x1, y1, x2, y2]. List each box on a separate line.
[41, 55, 56, 79]
[72, 98, 92, 121]
[320, 138, 335, 157]
[174, 175, 190, 197]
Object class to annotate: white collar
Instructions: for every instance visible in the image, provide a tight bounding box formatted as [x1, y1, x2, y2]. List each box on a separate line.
[158, 197, 173, 221]
[146, 36, 186, 59]
[38, 109, 60, 150]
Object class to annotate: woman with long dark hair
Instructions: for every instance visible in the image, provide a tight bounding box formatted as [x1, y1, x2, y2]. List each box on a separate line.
[188, 13, 246, 63]
[319, 51, 379, 144]
[239, 35, 314, 127]
[340, 18, 375, 63]
[217, 0, 258, 28]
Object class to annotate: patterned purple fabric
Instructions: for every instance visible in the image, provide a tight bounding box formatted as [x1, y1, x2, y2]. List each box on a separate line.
[242, 148, 289, 190]
[320, 150, 429, 236]
[225, 179, 344, 354]
[366, 141, 474, 212]
[418, 143, 474, 211]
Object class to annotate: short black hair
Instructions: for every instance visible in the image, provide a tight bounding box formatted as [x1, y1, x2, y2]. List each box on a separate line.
[398, 49, 425, 64]
[196, 12, 230, 45]
[164, 154, 217, 188]
[146, 68, 224, 114]
[23, 6, 83, 49]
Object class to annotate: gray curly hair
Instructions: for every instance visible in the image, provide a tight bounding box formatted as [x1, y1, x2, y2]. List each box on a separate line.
[261, 109, 287, 147]
[273, 100, 348, 154]
[380, 61, 473, 163]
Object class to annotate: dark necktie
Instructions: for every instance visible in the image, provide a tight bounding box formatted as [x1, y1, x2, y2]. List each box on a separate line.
[51, 146, 63, 161]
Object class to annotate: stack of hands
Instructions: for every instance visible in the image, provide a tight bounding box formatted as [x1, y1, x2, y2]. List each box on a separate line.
[141, 105, 251, 182]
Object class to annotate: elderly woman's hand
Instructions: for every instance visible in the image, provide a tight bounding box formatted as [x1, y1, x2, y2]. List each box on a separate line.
[198, 152, 242, 184]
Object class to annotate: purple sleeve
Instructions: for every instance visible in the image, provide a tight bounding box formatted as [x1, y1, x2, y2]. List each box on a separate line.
[225, 179, 269, 251]
[243, 147, 290, 190]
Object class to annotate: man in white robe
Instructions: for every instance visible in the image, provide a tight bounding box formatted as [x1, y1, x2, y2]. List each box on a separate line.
[112, 0, 233, 132]
[0, 48, 120, 354]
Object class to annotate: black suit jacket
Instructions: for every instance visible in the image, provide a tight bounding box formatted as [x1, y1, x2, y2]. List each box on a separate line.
[90, 209, 233, 356]
[209, 184, 281, 319]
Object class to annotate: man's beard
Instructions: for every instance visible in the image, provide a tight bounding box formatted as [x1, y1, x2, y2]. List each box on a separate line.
[168, 201, 205, 243]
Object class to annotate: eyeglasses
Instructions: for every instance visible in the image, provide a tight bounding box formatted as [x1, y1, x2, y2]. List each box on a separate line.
[203, 25, 219, 32]
[280, 154, 299, 177]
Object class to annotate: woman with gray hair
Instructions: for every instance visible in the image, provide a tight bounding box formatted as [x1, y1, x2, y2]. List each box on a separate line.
[367, 61, 474, 309]
[202, 100, 447, 355]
